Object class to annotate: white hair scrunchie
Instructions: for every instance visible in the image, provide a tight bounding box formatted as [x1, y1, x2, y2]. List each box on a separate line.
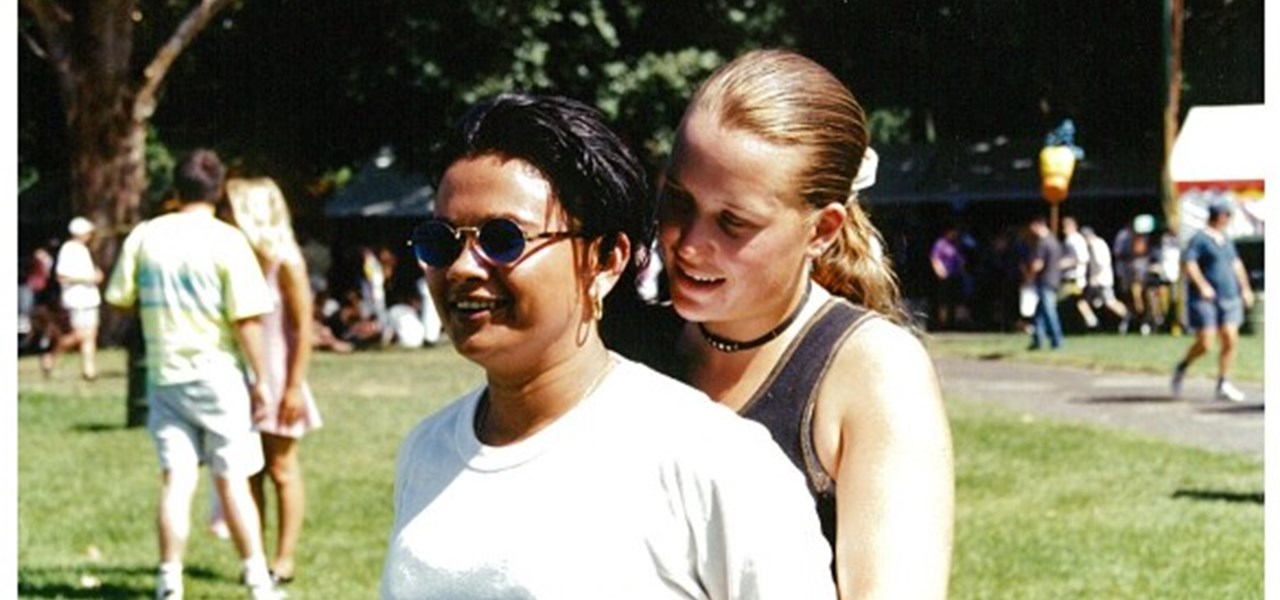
[850, 147, 879, 193]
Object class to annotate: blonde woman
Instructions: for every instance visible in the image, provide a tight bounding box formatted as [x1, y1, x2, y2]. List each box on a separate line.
[224, 176, 323, 584]
[641, 49, 954, 598]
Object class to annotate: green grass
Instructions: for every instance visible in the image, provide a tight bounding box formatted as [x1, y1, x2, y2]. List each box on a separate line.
[948, 400, 1261, 599]
[18, 346, 1262, 598]
[18, 347, 481, 599]
[924, 331, 1265, 383]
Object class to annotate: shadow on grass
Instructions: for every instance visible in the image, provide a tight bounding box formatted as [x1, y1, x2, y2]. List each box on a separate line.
[1172, 489, 1264, 505]
[977, 352, 1013, 361]
[71, 422, 132, 433]
[1196, 403, 1265, 414]
[18, 565, 221, 599]
[1071, 394, 1177, 404]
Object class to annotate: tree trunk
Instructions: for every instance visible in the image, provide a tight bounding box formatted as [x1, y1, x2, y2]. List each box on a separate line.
[1162, 0, 1184, 232]
[70, 126, 146, 347]
[69, 98, 147, 269]
[23, 0, 241, 427]
[53, 0, 148, 345]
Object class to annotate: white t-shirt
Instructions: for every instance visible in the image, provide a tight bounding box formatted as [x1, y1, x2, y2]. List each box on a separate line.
[1086, 236, 1115, 288]
[382, 355, 835, 600]
[1063, 231, 1090, 286]
[56, 238, 101, 310]
[387, 303, 426, 348]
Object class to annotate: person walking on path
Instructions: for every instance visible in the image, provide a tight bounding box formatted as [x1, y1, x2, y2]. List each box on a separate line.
[1080, 226, 1129, 325]
[1060, 216, 1098, 329]
[1026, 216, 1064, 350]
[105, 149, 285, 600]
[45, 217, 104, 379]
[1171, 201, 1255, 402]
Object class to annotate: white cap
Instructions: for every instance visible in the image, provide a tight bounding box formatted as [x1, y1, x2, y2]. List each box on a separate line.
[68, 216, 95, 236]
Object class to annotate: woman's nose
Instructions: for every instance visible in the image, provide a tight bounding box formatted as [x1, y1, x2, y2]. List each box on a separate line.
[443, 235, 490, 282]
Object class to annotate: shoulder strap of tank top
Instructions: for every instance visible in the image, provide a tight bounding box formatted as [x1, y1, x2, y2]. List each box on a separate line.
[743, 298, 873, 495]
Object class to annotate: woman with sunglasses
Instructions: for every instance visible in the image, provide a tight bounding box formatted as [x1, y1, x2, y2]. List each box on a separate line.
[617, 50, 954, 599]
[380, 93, 835, 599]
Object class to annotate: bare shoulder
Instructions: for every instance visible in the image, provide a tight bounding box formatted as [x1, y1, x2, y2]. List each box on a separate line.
[837, 317, 935, 379]
[278, 254, 309, 277]
[821, 316, 942, 415]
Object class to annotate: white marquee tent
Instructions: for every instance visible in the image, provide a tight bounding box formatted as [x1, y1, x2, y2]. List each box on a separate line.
[1169, 104, 1266, 242]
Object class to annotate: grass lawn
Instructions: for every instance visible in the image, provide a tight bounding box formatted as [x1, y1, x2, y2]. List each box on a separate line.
[18, 345, 1262, 598]
[924, 330, 1265, 384]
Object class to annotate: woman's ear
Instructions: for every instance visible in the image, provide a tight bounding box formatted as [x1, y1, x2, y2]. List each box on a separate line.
[594, 233, 632, 295]
[807, 203, 846, 259]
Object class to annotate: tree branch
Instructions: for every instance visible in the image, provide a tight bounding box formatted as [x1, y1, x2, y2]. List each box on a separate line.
[20, 29, 49, 60]
[133, 0, 240, 122]
[19, 0, 73, 76]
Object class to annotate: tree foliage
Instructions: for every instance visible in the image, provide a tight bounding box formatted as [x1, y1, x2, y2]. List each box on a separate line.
[19, 0, 1264, 228]
[333, 0, 794, 174]
[20, 0, 242, 243]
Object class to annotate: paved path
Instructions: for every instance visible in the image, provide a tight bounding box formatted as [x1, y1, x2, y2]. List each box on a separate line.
[934, 356, 1265, 458]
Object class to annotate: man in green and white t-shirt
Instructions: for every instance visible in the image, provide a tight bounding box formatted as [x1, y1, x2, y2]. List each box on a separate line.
[105, 149, 284, 600]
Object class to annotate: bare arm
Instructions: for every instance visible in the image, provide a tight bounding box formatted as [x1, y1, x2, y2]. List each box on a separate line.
[233, 315, 272, 423]
[929, 255, 948, 280]
[1232, 257, 1254, 308]
[818, 321, 954, 600]
[276, 257, 315, 426]
[1182, 260, 1214, 299]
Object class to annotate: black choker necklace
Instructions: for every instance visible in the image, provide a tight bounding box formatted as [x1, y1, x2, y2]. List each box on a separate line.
[698, 283, 811, 353]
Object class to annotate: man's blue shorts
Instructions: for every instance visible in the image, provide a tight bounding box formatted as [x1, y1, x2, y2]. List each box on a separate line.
[1187, 296, 1245, 331]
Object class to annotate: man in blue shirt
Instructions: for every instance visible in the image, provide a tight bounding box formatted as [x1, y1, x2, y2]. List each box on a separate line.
[1171, 201, 1255, 402]
[1026, 216, 1064, 350]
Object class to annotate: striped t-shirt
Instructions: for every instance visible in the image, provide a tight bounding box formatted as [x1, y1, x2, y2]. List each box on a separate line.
[105, 210, 272, 386]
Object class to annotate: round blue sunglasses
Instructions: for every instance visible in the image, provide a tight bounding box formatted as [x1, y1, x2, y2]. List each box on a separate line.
[409, 217, 583, 267]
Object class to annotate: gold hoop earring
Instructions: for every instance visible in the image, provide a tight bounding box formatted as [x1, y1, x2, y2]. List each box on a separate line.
[591, 285, 604, 322]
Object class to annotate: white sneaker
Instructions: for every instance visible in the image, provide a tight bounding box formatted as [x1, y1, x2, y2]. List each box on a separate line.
[1215, 381, 1246, 403]
[246, 582, 288, 600]
[156, 574, 183, 600]
[208, 518, 230, 540]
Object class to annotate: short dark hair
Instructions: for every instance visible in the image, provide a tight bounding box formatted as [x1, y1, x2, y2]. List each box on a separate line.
[1207, 201, 1234, 220]
[174, 149, 227, 204]
[436, 93, 653, 266]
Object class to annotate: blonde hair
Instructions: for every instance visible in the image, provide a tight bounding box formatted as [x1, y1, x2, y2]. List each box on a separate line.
[687, 49, 906, 323]
[225, 177, 303, 265]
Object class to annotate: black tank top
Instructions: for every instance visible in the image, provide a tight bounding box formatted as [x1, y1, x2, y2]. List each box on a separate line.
[739, 298, 872, 551]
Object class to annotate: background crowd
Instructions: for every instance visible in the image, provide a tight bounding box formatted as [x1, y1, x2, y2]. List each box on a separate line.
[21, 203, 1260, 364]
[908, 210, 1252, 339]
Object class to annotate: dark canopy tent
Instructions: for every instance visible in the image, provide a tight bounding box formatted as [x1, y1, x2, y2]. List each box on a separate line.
[865, 137, 1159, 207]
[861, 136, 1163, 245]
[324, 163, 434, 218]
[318, 161, 435, 305]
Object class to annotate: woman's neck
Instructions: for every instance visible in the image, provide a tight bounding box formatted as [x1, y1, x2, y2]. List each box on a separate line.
[478, 339, 613, 446]
[684, 284, 829, 409]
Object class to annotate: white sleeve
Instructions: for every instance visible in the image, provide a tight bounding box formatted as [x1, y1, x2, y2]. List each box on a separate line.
[682, 420, 837, 600]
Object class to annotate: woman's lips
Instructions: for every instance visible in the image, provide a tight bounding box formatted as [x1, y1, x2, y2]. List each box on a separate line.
[673, 264, 725, 290]
[449, 296, 508, 321]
